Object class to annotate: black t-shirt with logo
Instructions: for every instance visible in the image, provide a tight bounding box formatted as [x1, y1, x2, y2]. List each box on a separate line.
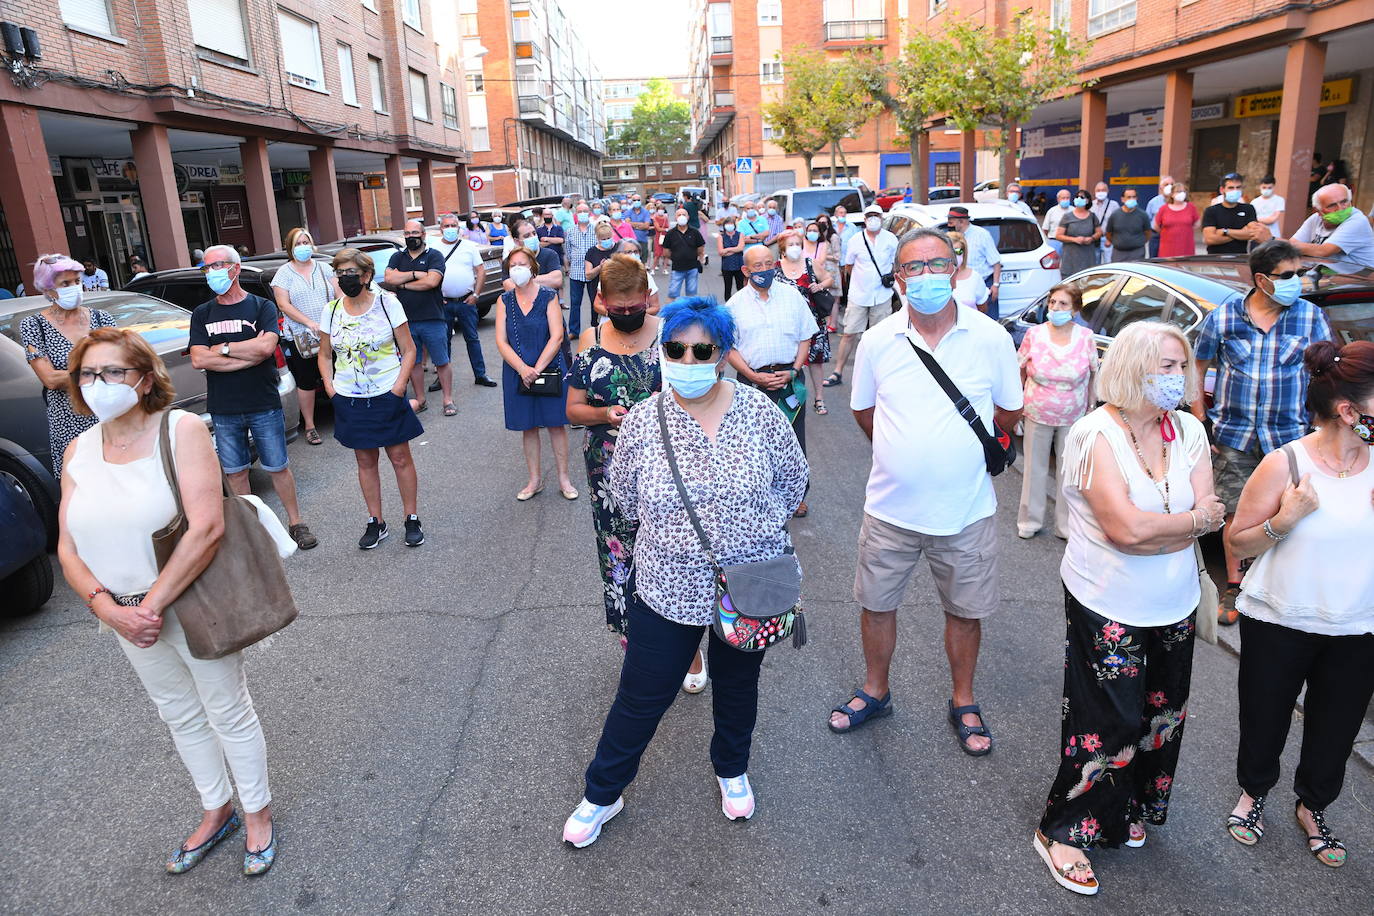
[663, 226, 706, 272]
[1202, 201, 1258, 254]
[188, 292, 282, 415]
[386, 246, 447, 323]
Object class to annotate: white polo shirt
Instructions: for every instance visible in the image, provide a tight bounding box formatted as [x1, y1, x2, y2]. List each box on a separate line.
[435, 239, 485, 299]
[726, 281, 816, 368]
[851, 306, 1023, 535]
[843, 229, 899, 308]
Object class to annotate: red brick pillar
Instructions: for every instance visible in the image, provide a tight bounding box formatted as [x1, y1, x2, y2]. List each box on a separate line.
[1078, 89, 1107, 192]
[1160, 70, 1193, 187]
[0, 103, 66, 287]
[418, 158, 439, 226]
[131, 124, 190, 270]
[240, 136, 280, 254]
[959, 130, 976, 202]
[455, 163, 472, 214]
[308, 147, 344, 243]
[386, 155, 406, 230]
[1274, 39, 1326, 239]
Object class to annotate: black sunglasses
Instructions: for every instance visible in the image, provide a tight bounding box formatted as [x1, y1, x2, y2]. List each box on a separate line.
[1261, 268, 1309, 280]
[663, 341, 719, 361]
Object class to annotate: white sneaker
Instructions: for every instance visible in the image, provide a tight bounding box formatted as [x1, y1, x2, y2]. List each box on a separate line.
[718, 774, 755, 821]
[682, 652, 708, 694]
[562, 796, 624, 848]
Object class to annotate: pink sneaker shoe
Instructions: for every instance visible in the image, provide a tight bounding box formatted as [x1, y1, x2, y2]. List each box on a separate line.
[718, 774, 755, 821]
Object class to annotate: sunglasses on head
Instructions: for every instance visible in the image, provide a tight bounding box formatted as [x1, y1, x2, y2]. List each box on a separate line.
[1261, 268, 1309, 280]
[662, 341, 719, 361]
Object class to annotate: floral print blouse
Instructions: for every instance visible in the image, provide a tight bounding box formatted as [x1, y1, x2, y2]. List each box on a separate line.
[1017, 322, 1098, 427]
[610, 383, 810, 626]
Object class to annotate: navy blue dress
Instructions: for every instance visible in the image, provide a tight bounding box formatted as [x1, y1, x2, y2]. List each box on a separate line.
[501, 287, 568, 431]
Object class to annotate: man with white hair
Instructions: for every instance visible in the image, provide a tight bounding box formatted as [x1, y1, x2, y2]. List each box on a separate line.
[1288, 183, 1374, 271]
[1003, 181, 1035, 218]
[188, 244, 316, 548]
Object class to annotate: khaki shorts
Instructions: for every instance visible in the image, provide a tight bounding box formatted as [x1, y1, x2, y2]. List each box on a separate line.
[854, 513, 1000, 618]
[1213, 442, 1264, 515]
[842, 299, 889, 335]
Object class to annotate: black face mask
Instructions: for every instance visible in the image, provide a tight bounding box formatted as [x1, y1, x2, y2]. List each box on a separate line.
[405, 236, 424, 251]
[338, 275, 365, 298]
[607, 308, 648, 333]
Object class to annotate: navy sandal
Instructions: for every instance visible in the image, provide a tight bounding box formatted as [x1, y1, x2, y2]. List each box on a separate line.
[828, 689, 893, 733]
[948, 699, 993, 756]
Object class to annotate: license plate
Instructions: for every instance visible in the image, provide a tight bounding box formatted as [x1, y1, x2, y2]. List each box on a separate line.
[1000, 270, 1021, 285]
[483, 260, 501, 271]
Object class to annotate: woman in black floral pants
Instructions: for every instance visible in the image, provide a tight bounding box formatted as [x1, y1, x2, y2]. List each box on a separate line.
[1032, 322, 1226, 895]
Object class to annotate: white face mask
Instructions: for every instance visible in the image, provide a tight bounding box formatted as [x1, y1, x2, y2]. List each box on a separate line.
[54, 286, 83, 311]
[785, 244, 802, 260]
[83, 378, 141, 423]
[1094, 190, 1108, 202]
[865, 216, 882, 232]
[1173, 191, 1188, 203]
[1260, 187, 1274, 198]
[676, 214, 689, 227]
[509, 265, 533, 287]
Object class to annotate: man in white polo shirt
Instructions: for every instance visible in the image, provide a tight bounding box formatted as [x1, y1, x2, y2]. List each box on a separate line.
[828, 226, 1023, 758]
[826, 204, 898, 389]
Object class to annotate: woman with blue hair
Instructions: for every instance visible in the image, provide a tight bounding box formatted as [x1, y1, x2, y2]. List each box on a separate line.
[563, 296, 809, 847]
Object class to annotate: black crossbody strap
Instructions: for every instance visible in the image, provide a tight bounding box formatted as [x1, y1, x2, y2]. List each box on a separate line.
[861, 231, 884, 275]
[905, 338, 998, 450]
[657, 394, 720, 568]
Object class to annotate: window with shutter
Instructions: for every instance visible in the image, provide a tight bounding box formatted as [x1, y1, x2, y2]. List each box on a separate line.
[60, 0, 115, 36]
[441, 84, 459, 129]
[337, 45, 358, 106]
[278, 12, 324, 90]
[190, 0, 250, 62]
[369, 57, 387, 112]
[409, 70, 430, 121]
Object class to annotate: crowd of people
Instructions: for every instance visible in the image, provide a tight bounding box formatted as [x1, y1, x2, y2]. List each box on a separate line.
[16, 172, 1374, 893]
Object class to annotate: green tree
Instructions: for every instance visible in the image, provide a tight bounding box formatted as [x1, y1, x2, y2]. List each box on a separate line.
[942, 14, 1094, 187]
[760, 62, 828, 183]
[609, 78, 690, 193]
[767, 49, 877, 186]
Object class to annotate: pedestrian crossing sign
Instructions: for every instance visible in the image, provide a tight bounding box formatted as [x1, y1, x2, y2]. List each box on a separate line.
[735, 157, 754, 174]
[708, 163, 722, 178]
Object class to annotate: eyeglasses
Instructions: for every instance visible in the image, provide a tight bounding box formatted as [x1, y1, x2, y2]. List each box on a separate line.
[1260, 268, 1309, 280]
[953, 248, 965, 256]
[662, 341, 719, 361]
[200, 261, 235, 273]
[607, 301, 649, 315]
[898, 258, 954, 276]
[335, 269, 365, 278]
[78, 367, 141, 386]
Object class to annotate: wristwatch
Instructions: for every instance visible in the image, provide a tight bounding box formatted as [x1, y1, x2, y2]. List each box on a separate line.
[220, 343, 231, 356]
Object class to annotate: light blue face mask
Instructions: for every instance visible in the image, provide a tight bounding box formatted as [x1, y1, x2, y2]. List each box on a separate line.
[442, 227, 460, 243]
[660, 355, 719, 399]
[1073, 197, 1088, 208]
[1048, 309, 1074, 327]
[904, 273, 953, 315]
[292, 244, 313, 262]
[806, 231, 819, 242]
[598, 238, 615, 250]
[1123, 199, 1138, 210]
[1224, 189, 1242, 204]
[1268, 274, 1302, 307]
[523, 237, 540, 252]
[206, 268, 233, 296]
[1143, 372, 1187, 411]
[1059, 199, 1072, 210]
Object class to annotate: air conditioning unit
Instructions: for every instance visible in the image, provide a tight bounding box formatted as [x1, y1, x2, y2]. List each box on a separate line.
[65, 160, 101, 200]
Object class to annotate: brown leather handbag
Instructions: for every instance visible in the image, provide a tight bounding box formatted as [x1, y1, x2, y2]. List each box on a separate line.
[151, 411, 298, 659]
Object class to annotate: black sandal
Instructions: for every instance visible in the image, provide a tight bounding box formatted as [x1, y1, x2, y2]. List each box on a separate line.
[1297, 801, 1346, 867]
[814, 398, 828, 415]
[822, 372, 843, 388]
[304, 428, 322, 445]
[828, 689, 893, 733]
[1226, 794, 1266, 846]
[948, 700, 993, 756]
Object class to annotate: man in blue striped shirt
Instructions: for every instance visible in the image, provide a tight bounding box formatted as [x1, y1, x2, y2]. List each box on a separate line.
[1192, 240, 1331, 625]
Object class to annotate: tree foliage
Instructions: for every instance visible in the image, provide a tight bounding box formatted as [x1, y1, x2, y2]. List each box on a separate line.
[609, 77, 690, 164]
[763, 49, 877, 182]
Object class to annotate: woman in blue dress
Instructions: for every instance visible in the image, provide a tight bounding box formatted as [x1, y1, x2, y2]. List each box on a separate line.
[495, 247, 577, 501]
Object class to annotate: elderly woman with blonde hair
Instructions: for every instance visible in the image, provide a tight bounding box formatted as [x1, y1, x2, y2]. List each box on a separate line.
[1031, 321, 1226, 896]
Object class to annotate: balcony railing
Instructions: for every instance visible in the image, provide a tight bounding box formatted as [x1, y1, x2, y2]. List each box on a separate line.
[518, 95, 550, 119]
[824, 19, 886, 41]
[710, 35, 733, 55]
[713, 91, 734, 108]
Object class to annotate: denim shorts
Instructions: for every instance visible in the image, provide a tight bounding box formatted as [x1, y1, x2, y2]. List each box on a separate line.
[409, 318, 451, 367]
[212, 407, 290, 474]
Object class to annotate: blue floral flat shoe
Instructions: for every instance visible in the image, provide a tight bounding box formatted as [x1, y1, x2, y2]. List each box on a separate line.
[243, 826, 278, 877]
[166, 810, 240, 874]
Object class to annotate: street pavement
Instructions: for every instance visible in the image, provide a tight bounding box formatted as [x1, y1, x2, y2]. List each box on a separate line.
[3, 268, 1372, 915]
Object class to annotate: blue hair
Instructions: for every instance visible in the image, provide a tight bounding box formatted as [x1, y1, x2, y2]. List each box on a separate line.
[659, 295, 736, 354]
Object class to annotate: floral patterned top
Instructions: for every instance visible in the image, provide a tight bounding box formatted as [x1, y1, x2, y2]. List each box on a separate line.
[568, 328, 661, 442]
[610, 383, 810, 626]
[320, 289, 408, 397]
[1018, 322, 1098, 427]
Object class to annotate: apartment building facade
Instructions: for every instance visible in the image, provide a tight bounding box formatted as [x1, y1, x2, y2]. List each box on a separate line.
[461, 0, 606, 207]
[601, 79, 702, 198]
[688, 0, 998, 201]
[913, 0, 1373, 234]
[0, 0, 474, 292]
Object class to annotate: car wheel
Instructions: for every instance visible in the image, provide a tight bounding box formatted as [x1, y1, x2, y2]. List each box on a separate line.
[2, 553, 54, 616]
[0, 456, 58, 551]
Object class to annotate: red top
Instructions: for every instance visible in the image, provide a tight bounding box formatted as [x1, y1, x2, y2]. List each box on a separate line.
[1154, 203, 1199, 258]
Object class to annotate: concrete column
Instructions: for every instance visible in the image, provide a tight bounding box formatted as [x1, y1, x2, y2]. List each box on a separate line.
[418, 158, 439, 225]
[386, 155, 406, 230]
[959, 130, 977, 202]
[1078, 90, 1108, 191]
[131, 124, 190, 270]
[308, 147, 344, 242]
[1159, 70, 1193, 187]
[1274, 39, 1326, 238]
[915, 131, 930, 204]
[0, 104, 67, 287]
[455, 163, 472, 214]
[239, 136, 280, 254]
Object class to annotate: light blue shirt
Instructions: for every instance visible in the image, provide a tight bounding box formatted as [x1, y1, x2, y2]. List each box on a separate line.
[963, 223, 1002, 278]
[626, 205, 652, 244]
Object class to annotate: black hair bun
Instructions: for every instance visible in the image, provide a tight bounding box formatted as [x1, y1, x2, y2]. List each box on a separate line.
[1304, 339, 1339, 377]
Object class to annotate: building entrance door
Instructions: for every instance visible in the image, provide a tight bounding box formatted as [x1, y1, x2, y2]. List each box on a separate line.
[92, 194, 149, 287]
[182, 200, 214, 259]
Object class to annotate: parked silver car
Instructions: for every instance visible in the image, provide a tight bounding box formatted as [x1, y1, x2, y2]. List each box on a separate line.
[0, 291, 299, 545]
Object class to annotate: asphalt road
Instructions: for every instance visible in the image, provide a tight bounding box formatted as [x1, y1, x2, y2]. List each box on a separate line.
[3, 268, 1372, 915]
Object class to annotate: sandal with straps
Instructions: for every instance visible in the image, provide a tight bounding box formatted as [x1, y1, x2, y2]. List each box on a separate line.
[1297, 801, 1346, 867]
[1033, 830, 1099, 896]
[813, 398, 828, 415]
[948, 699, 993, 756]
[827, 688, 893, 733]
[1226, 793, 1266, 846]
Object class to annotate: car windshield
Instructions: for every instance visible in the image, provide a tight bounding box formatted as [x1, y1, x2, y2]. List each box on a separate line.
[0, 296, 190, 349]
[974, 218, 1043, 254]
[791, 189, 863, 220]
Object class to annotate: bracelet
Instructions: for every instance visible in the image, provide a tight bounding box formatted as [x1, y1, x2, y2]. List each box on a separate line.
[1188, 509, 1203, 537]
[1262, 519, 1288, 542]
[85, 586, 110, 610]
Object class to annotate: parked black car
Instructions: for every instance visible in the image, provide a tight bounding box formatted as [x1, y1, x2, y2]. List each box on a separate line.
[0, 466, 51, 614]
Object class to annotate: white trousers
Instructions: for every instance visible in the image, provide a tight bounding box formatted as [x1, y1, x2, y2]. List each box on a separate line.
[1017, 417, 1070, 538]
[117, 609, 272, 813]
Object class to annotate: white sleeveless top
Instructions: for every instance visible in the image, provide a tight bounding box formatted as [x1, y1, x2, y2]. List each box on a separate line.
[1237, 440, 1374, 635]
[65, 410, 186, 598]
[1059, 407, 1208, 627]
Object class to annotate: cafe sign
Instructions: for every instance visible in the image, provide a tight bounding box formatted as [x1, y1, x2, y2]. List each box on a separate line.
[1233, 78, 1354, 118]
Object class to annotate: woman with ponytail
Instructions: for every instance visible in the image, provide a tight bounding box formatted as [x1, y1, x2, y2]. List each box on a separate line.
[1223, 339, 1374, 868]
